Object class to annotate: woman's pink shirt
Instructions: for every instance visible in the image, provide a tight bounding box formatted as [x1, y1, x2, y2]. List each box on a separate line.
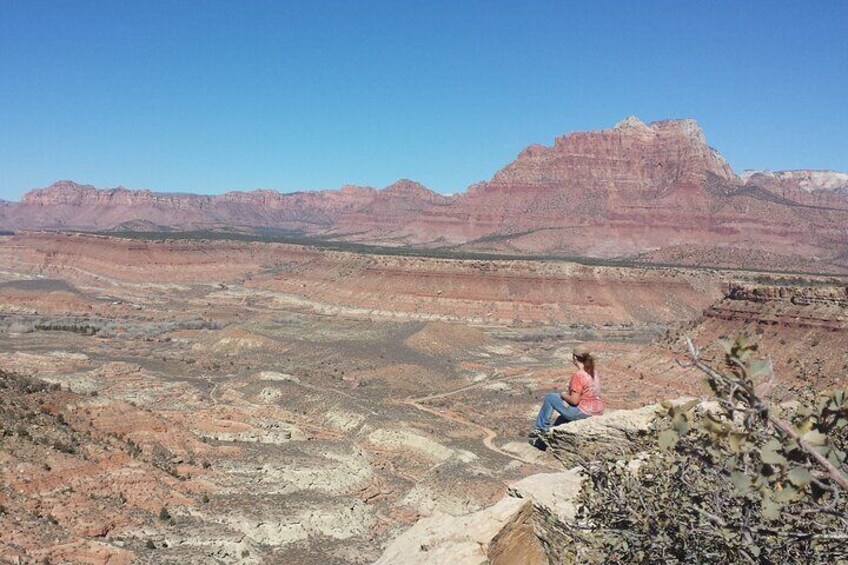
[569, 370, 605, 415]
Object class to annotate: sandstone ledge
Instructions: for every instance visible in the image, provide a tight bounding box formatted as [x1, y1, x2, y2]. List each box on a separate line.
[544, 402, 668, 466]
[373, 471, 584, 565]
[373, 402, 674, 564]
[376, 398, 709, 565]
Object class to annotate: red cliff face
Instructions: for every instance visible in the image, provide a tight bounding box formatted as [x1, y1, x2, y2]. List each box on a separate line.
[21, 181, 215, 209]
[413, 118, 743, 253]
[429, 118, 848, 264]
[487, 117, 736, 196]
[11, 175, 438, 232]
[326, 179, 457, 245]
[4, 118, 848, 271]
[14, 181, 219, 231]
[360, 179, 452, 216]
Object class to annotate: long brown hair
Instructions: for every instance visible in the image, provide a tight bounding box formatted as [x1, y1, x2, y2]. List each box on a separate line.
[575, 352, 595, 378]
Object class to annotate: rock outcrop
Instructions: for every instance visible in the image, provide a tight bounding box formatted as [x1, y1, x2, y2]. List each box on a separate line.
[484, 117, 736, 198]
[669, 282, 848, 398]
[724, 283, 848, 306]
[543, 403, 665, 466]
[373, 470, 585, 565]
[373, 404, 669, 565]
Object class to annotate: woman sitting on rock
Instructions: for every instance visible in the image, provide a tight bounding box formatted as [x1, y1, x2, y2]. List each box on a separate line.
[530, 346, 605, 439]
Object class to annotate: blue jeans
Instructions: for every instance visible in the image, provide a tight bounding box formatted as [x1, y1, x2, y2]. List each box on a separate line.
[534, 392, 589, 431]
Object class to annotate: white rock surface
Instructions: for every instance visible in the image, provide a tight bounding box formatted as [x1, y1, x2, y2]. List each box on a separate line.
[400, 484, 486, 516]
[374, 401, 689, 565]
[375, 468, 585, 564]
[741, 169, 848, 190]
[374, 496, 528, 565]
[367, 428, 477, 463]
[216, 500, 373, 546]
[508, 469, 584, 522]
[549, 402, 661, 442]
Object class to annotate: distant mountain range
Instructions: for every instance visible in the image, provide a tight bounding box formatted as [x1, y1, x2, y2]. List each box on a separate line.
[3, 117, 847, 269]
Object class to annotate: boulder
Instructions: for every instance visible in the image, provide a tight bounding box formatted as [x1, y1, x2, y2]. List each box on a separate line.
[543, 402, 672, 465]
[374, 468, 586, 565]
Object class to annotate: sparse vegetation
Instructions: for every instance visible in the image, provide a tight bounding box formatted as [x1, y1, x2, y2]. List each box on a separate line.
[125, 439, 142, 458]
[99, 229, 848, 278]
[0, 314, 222, 339]
[751, 274, 845, 287]
[1, 225, 845, 564]
[52, 440, 76, 454]
[577, 337, 848, 563]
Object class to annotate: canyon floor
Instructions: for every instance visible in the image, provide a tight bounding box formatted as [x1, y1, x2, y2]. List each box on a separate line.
[1, 232, 846, 564]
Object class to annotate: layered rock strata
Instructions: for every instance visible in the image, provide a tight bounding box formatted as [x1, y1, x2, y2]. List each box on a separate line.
[669, 282, 848, 398]
[3, 118, 848, 270]
[0, 232, 721, 327]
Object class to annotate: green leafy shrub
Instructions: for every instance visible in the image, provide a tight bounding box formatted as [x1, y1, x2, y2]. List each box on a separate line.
[577, 337, 848, 564]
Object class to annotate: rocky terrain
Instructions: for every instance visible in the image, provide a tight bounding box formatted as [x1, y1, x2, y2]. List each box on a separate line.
[0, 369, 211, 564]
[371, 277, 848, 564]
[0, 230, 846, 563]
[373, 404, 664, 565]
[665, 281, 848, 397]
[3, 118, 847, 272]
[0, 232, 723, 328]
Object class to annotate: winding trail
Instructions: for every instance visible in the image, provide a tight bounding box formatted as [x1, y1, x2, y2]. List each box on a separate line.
[402, 370, 560, 469]
[207, 362, 559, 468]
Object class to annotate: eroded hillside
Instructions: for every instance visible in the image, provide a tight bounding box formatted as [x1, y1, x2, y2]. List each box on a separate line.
[1, 233, 845, 563]
[4, 118, 848, 271]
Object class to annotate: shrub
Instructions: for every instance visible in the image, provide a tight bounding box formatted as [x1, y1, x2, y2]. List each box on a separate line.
[577, 337, 848, 564]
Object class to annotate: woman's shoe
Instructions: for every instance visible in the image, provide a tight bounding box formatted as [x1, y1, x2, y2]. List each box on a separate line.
[528, 437, 548, 450]
[528, 428, 547, 438]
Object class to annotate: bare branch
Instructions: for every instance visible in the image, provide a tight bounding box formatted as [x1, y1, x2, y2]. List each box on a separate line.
[685, 338, 848, 493]
[692, 505, 728, 527]
[768, 415, 848, 492]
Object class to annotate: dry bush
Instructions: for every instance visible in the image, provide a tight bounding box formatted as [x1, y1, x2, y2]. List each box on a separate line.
[577, 337, 848, 564]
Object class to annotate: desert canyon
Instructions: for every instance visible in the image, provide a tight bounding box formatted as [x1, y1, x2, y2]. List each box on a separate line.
[1, 118, 847, 564]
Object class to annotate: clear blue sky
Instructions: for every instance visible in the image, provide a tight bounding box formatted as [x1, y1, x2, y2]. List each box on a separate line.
[1, 1, 846, 200]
